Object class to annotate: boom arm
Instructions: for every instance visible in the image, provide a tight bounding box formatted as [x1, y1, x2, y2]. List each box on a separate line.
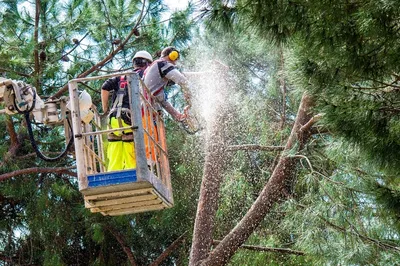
[0, 77, 93, 162]
[0, 77, 92, 124]
[0, 77, 59, 123]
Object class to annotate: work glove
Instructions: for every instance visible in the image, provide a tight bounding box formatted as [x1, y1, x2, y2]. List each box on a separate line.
[178, 105, 190, 121]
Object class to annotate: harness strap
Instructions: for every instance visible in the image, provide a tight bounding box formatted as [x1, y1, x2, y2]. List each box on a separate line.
[143, 59, 175, 97]
[107, 132, 122, 142]
[110, 76, 128, 129]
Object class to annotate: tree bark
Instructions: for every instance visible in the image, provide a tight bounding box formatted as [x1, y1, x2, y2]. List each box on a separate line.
[5, 116, 19, 153]
[1, 116, 22, 167]
[199, 92, 315, 266]
[189, 64, 233, 266]
[278, 47, 287, 130]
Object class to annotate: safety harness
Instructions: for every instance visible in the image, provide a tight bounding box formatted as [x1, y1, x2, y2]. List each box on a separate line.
[108, 76, 133, 142]
[143, 59, 175, 97]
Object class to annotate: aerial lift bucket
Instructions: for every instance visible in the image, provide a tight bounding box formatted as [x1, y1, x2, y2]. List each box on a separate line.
[68, 72, 173, 216]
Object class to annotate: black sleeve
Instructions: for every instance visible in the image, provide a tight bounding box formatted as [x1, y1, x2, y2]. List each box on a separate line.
[101, 76, 120, 92]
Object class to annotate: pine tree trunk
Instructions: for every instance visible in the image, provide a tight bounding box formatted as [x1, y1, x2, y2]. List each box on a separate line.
[199, 92, 315, 266]
[189, 63, 233, 266]
[189, 107, 232, 265]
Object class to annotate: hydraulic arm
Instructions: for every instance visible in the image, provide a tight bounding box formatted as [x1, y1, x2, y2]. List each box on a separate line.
[0, 77, 64, 123]
[0, 77, 92, 161]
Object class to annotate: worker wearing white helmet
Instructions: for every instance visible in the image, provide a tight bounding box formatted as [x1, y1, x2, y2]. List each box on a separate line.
[133, 50, 153, 78]
[101, 50, 153, 171]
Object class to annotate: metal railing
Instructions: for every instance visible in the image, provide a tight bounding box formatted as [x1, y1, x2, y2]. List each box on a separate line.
[68, 72, 171, 194]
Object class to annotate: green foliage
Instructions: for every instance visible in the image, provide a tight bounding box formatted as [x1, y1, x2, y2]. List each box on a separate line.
[0, 0, 199, 265]
[3, 0, 400, 265]
[197, 1, 400, 264]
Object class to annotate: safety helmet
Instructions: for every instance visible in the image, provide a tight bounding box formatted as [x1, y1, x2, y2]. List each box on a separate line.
[133, 50, 153, 62]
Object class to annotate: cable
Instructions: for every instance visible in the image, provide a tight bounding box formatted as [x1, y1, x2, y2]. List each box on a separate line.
[11, 83, 74, 162]
[24, 112, 74, 162]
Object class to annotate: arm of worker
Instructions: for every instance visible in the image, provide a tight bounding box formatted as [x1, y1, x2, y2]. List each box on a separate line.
[153, 92, 185, 121]
[101, 77, 119, 113]
[101, 89, 110, 113]
[165, 69, 192, 106]
[160, 100, 186, 122]
[165, 68, 189, 87]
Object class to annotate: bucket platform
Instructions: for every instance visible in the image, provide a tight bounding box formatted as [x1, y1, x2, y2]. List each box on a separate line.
[68, 72, 173, 215]
[82, 169, 173, 216]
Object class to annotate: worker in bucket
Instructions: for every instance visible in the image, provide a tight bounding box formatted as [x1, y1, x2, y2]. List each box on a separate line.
[101, 50, 153, 171]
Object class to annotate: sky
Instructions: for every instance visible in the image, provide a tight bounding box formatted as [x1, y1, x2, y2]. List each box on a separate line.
[164, 0, 190, 11]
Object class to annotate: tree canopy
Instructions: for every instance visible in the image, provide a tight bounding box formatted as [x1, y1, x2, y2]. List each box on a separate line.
[1, 0, 400, 265]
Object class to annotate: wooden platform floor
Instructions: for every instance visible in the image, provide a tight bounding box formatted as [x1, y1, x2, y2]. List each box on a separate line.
[82, 181, 173, 216]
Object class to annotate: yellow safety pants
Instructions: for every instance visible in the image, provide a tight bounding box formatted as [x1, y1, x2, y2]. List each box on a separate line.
[107, 117, 136, 171]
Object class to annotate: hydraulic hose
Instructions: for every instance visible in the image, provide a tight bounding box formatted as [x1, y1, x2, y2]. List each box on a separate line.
[24, 112, 74, 162]
[11, 83, 73, 162]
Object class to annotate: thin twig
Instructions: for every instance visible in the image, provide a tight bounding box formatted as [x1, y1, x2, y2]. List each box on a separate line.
[212, 240, 305, 256]
[50, 0, 147, 99]
[290, 154, 313, 172]
[59, 31, 91, 62]
[105, 226, 138, 266]
[0, 167, 77, 182]
[321, 217, 400, 252]
[0, 68, 30, 78]
[226, 144, 285, 152]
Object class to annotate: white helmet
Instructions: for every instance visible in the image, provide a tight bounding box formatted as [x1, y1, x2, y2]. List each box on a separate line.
[133, 50, 153, 62]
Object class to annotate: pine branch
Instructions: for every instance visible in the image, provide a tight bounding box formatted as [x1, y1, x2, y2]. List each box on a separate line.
[0, 167, 77, 182]
[321, 217, 400, 253]
[353, 75, 400, 90]
[50, 0, 147, 99]
[16, 152, 74, 160]
[212, 240, 305, 256]
[58, 31, 90, 63]
[33, 0, 40, 90]
[149, 231, 187, 266]
[243, 63, 267, 82]
[105, 225, 138, 266]
[100, 0, 113, 46]
[226, 144, 285, 152]
[0, 67, 30, 77]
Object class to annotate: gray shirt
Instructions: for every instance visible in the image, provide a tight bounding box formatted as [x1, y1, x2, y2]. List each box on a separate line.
[143, 59, 188, 120]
